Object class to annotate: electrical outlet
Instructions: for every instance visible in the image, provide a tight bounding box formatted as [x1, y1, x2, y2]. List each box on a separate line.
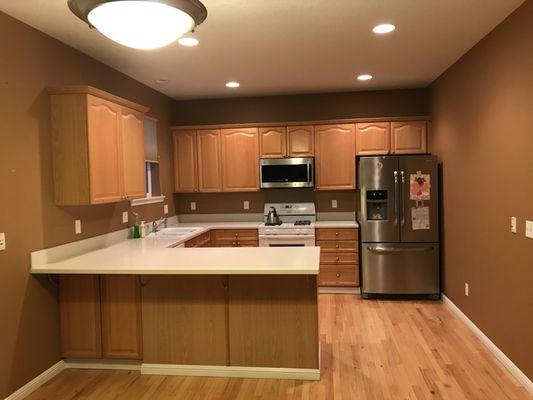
[164, 204, 169, 214]
[526, 220, 533, 239]
[332, 200, 338, 209]
[511, 217, 517, 233]
[75, 219, 82, 234]
[465, 282, 469, 297]
[243, 201, 250, 210]
[0, 233, 5, 251]
[190, 202, 197, 211]
[122, 211, 129, 224]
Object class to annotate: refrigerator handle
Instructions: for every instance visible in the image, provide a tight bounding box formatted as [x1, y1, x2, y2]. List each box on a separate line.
[367, 246, 434, 253]
[400, 170, 406, 227]
[393, 171, 399, 225]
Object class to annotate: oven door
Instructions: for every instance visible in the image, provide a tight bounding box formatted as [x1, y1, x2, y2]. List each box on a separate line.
[259, 234, 315, 247]
[260, 158, 314, 188]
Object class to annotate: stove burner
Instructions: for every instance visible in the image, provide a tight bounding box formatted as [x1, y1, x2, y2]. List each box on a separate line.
[294, 220, 311, 226]
[265, 221, 283, 226]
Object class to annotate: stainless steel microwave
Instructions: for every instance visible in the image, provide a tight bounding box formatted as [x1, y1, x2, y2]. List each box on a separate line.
[260, 157, 314, 188]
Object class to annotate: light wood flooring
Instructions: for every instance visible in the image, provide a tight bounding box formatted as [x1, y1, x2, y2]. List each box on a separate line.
[26, 295, 531, 400]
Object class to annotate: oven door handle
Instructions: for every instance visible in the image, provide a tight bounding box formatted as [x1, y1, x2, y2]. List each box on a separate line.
[259, 234, 315, 240]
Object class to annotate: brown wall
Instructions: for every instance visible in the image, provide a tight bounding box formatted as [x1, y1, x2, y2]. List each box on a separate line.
[0, 12, 176, 397]
[430, 1, 533, 380]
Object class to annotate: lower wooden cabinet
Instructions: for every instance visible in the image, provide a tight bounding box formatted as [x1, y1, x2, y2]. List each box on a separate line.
[316, 228, 359, 287]
[184, 231, 211, 247]
[59, 275, 143, 360]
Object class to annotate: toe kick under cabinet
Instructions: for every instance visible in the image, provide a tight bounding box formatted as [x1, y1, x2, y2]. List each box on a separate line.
[316, 228, 359, 287]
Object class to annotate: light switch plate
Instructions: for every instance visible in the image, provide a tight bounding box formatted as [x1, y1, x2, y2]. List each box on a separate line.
[164, 204, 169, 214]
[122, 211, 128, 224]
[526, 220, 533, 239]
[511, 217, 517, 233]
[0, 233, 5, 251]
[332, 200, 338, 209]
[75, 220, 82, 234]
[190, 202, 196, 211]
[243, 201, 250, 210]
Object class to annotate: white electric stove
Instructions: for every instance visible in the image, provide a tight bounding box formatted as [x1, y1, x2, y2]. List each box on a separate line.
[258, 203, 316, 247]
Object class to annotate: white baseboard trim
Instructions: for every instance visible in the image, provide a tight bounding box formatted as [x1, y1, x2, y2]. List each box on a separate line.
[141, 364, 320, 381]
[64, 360, 141, 371]
[4, 360, 65, 400]
[318, 286, 360, 294]
[442, 295, 533, 395]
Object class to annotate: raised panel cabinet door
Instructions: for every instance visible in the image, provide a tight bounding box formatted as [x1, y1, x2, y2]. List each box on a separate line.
[100, 275, 143, 359]
[197, 129, 223, 192]
[59, 275, 102, 358]
[288, 125, 314, 156]
[356, 122, 391, 155]
[314, 124, 356, 190]
[173, 130, 198, 192]
[86, 95, 123, 204]
[260, 127, 287, 158]
[120, 108, 146, 200]
[391, 121, 427, 154]
[221, 128, 259, 192]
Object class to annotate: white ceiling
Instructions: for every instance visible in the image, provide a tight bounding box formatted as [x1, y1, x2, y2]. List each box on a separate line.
[1, 0, 524, 99]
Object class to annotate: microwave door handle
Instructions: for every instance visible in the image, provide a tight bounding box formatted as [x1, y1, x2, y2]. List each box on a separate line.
[307, 163, 311, 183]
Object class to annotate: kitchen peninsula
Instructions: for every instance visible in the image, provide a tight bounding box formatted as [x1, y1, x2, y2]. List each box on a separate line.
[31, 228, 320, 380]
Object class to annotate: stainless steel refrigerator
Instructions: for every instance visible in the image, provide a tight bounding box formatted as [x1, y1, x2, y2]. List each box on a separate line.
[358, 155, 440, 299]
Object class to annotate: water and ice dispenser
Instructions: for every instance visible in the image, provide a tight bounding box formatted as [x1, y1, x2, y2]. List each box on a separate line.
[365, 190, 388, 221]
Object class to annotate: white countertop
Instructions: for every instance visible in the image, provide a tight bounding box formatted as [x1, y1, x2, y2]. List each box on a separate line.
[315, 221, 359, 228]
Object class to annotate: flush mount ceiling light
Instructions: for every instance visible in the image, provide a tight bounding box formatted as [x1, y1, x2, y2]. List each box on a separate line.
[357, 74, 373, 81]
[68, 0, 207, 50]
[373, 23, 396, 34]
[225, 81, 240, 88]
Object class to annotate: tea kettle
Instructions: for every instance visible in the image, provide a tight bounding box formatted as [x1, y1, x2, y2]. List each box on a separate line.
[266, 206, 280, 225]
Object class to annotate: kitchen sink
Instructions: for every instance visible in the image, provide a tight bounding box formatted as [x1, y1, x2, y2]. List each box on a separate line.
[154, 227, 201, 236]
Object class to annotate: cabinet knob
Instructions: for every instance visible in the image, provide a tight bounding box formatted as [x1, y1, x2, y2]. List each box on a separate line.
[336, 257, 340, 262]
[237, 241, 241, 246]
[336, 273, 340, 278]
[335, 232, 339, 236]
[232, 241, 236, 246]
[335, 244, 339, 249]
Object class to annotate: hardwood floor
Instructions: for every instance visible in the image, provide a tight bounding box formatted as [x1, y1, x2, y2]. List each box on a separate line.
[26, 295, 531, 400]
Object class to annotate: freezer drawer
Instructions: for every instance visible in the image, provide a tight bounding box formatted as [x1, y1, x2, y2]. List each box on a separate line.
[361, 242, 439, 296]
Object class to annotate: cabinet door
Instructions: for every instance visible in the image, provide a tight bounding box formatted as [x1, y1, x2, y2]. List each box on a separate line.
[197, 129, 222, 192]
[120, 108, 146, 200]
[314, 124, 356, 190]
[391, 121, 427, 154]
[173, 130, 198, 192]
[356, 122, 391, 155]
[288, 125, 314, 157]
[59, 275, 102, 358]
[221, 128, 259, 192]
[87, 95, 123, 204]
[260, 127, 286, 158]
[100, 276, 143, 359]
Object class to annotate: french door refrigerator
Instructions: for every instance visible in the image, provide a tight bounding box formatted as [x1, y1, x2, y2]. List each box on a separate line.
[358, 155, 440, 299]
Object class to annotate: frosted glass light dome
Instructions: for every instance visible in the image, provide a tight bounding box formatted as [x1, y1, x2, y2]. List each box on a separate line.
[87, 1, 195, 50]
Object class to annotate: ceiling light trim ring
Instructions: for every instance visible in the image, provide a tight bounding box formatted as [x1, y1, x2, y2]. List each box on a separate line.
[68, 0, 207, 28]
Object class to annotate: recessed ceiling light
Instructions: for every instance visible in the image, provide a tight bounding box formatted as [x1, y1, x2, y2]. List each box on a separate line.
[225, 81, 240, 88]
[178, 36, 199, 47]
[156, 79, 169, 83]
[373, 23, 396, 34]
[357, 74, 373, 81]
[68, 0, 207, 50]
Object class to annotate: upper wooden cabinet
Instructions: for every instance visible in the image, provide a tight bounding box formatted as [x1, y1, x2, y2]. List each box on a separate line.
[260, 127, 287, 158]
[173, 130, 198, 193]
[391, 121, 427, 154]
[221, 128, 260, 192]
[197, 129, 223, 192]
[288, 125, 314, 157]
[49, 86, 149, 205]
[356, 122, 391, 155]
[314, 124, 356, 190]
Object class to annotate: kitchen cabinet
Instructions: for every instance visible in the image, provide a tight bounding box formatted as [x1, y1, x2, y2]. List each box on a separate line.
[100, 275, 143, 359]
[288, 125, 314, 157]
[314, 124, 356, 190]
[185, 231, 211, 247]
[316, 228, 359, 287]
[59, 275, 102, 358]
[356, 122, 391, 155]
[213, 229, 259, 247]
[260, 127, 287, 158]
[197, 129, 223, 192]
[221, 128, 260, 192]
[173, 130, 198, 192]
[391, 121, 427, 154]
[49, 86, 149, 205]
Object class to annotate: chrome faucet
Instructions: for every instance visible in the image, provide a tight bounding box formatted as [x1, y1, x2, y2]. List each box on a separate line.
[152, 218, 167, 234]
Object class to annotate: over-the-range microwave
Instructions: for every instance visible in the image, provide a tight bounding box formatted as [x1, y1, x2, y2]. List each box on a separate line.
[260, 157, 314, 189]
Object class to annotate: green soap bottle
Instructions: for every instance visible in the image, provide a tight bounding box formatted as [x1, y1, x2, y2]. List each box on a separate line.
[132, 212, 141, 239]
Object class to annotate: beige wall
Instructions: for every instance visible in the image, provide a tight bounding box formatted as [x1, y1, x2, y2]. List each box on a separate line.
[0, 12, 176, 397]
[431, 1, 533, 380]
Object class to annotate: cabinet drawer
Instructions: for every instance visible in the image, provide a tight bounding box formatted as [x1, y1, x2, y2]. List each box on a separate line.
[320, 252, 358, 265]
[316, 228, 357, 241]
[215, 240, 258, 247]
[214, 229, 258, 242]
[318, 265, 358, 286]
[316, 240, 358, 253]
[185, 231, 211, 248]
